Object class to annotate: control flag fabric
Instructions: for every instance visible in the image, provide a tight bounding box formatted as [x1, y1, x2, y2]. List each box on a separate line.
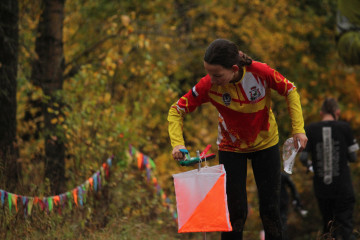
[173, 164, 232, 233]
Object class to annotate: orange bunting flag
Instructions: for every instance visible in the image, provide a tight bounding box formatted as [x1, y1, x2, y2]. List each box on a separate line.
[173, 164, 232, 233]
[12, 194, 18, 212]
[88, 177, 94, 190]
[53, 196, 60, 206]
[152, 177, 157, 185]
[102, 163, 109, 177]
[137, 152, 144, 170]
[33, 197, 39, 206]
[72, 188, 78, 207]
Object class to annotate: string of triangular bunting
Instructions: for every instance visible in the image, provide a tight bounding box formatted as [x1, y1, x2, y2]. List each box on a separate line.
[0, 145, 177, 221]
[0, 157, 112, 216]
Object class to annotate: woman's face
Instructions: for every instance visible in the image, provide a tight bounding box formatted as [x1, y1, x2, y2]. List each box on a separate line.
[204, 61, 237, 86]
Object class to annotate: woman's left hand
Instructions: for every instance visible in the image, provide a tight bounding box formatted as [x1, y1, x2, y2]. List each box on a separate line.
[293, 133, 308, 151]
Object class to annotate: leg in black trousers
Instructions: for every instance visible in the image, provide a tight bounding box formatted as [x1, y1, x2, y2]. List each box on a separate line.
[219, 151, 248, 240]
[317, 194, 355, 239]
[251, 144, 283, 240]
[334, 196, 355, 240]
[317, 197, 335, 237]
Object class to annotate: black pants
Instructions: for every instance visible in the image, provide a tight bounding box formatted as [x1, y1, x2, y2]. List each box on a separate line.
[220, 144, 283, 240]
[317, 196, 356, 240]
[280, 204, 289, 240]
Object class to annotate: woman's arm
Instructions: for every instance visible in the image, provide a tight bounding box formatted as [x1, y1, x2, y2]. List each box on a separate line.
[286, 90, 308, 150]
[168, 77, 211, 160]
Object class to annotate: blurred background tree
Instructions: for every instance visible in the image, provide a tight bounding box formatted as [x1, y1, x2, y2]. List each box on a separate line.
[31, 0, 66, 194]
[0, 0, 20, 192]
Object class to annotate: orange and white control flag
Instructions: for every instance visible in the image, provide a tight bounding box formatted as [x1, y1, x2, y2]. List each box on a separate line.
[173, 164, 232, 233]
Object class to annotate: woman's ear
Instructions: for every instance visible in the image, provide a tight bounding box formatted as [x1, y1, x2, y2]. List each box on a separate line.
[231, 65, 239, 72]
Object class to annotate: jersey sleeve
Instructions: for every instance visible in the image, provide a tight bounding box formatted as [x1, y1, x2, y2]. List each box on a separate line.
[286, 90, 305, 135]
[248, 62, 305, 134]
[167, 77, 211, 148]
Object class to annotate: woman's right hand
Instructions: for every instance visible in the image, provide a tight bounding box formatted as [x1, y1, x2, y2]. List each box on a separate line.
[172, 145, 187, 161]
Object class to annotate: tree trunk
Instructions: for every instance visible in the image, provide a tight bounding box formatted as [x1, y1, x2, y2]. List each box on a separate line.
[0, 0, 20, 191]
[31, 0, 66, 194]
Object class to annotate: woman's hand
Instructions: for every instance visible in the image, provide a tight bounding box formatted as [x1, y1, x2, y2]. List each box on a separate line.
[293, 133, 308, 151]
[172, 145, 187, 161]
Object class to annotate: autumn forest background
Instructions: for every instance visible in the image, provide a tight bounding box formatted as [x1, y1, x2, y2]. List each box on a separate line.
[1, 0, 360, 239]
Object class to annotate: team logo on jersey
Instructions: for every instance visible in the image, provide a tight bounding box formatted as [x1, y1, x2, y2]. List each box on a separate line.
[249, 86, 261, 101]
[222, 93, 231, 106]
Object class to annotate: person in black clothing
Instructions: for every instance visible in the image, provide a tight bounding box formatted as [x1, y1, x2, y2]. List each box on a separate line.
[300, 98, 359, 240]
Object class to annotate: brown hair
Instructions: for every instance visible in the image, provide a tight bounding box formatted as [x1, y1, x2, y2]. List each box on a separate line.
[321, 98, 339, 120]
[204, 39, 252, 69]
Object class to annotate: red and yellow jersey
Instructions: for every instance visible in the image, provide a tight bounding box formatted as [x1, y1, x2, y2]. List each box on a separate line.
[168, 61, 305, 153]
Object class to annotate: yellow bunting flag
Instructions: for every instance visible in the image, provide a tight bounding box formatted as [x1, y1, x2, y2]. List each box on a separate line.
[100, 167, 106, 184]
[28, 198, 34, 215]
[85, 180, 90, 191]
